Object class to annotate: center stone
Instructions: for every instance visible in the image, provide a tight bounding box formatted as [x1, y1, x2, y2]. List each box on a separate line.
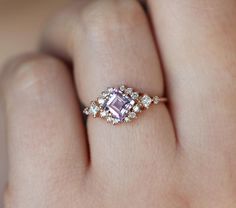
[106, 90, 134, 121]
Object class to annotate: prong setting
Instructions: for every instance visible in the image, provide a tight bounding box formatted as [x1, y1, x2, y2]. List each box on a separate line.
[84, 85, 166, 125]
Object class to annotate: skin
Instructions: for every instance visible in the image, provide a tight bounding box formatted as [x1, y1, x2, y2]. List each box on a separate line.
[0, 0, 236, 207]
[0, 0, 70, 205]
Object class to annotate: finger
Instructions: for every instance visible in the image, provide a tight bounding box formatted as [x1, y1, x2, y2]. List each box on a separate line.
[43, 0, 176, 182]
[0, 54, 88, 206]
[147, 0, 236, 152]
[147, 2, 236, 203]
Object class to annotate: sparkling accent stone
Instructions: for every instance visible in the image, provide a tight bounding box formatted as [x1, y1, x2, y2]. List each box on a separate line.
[129, 112, 136, 119]
[83, 107, 90, 115]
[133, 104, 141, 113]
[131, 92, 139, 100]
[112, 118, 119, 125]
[141, 95, 152, 108]
[125, 87, 133, 95]
[124, 117, 131, 122]
[98, 97, 106, 105]
[153, 96, 160, 104]
[107, 87, 114, 93]
[120, 85, 126, 92]
[105, 89, 134, 122]
[106, 116, 113, 122]
[101, 90, 109, 97]
[89, 102, 100, 117]
[100, 111, 108, 118]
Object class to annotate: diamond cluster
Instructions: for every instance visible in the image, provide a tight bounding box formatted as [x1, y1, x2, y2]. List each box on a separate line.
[83, 85, 161, 125]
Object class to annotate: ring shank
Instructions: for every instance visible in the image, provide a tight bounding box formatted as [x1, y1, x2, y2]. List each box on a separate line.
[158, 97, 168, 102]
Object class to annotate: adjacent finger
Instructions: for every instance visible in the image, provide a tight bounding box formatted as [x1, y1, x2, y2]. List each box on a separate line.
[147, 1, 236, 204]
[0, 54, 88, 206]
[147, 0, 236, 152]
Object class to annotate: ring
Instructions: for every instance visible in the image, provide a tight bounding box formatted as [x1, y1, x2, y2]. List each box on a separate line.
[83, 85, 167, 125]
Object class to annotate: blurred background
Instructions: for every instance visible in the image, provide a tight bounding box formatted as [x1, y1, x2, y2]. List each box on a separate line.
[0, 0, 69, 206]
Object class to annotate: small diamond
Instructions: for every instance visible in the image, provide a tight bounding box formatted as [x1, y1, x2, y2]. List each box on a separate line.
[129, 112, 136, 119]
[133, 104, 141, 113]
[120, 85, 126, 91]
[112, 118, 119, 125]
[124, 117, 131, 122]
[153, 96, 160, 104]
[83, 107, 90, 115]
[131, 92, 139, 100]
[89, 102, 100, 117]
[101, 90, 109, 97]
[125, 88, 133, 95]
[98, 97, 106, 105]
[107, 87, 114, 93]
[100, 111, 107, 118]
[141, 95, 152, 108]
[107, 116, 113, 123]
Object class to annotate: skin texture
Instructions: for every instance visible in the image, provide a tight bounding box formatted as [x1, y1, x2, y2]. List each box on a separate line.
[0, 0, 71, 205]
[0, 0, 236, 207]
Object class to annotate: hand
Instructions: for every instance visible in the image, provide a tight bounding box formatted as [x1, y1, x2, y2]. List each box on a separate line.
[1, 0, 236, 207]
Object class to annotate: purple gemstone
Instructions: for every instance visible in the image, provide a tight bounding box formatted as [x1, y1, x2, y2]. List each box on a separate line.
[105, 89, 134, 121]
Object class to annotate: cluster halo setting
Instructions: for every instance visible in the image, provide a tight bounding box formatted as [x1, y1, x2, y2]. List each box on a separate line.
[83, 85, 167, 125]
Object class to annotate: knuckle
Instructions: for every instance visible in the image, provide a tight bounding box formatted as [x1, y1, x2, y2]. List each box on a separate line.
[76, 0, 145, 41]
[1, 53, 66, 93]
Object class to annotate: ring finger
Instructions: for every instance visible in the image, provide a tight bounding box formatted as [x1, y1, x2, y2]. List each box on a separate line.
[42, 0, 176, 186]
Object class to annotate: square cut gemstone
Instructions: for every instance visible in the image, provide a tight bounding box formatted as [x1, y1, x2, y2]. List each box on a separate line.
[105, 90, 134, 121]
